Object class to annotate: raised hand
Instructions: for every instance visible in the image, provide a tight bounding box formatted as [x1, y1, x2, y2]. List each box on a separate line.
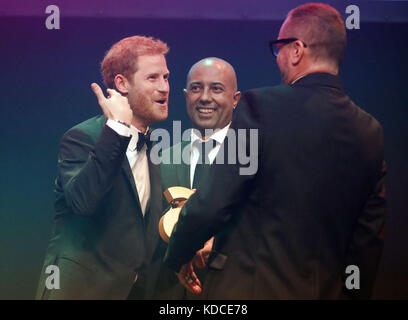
[90, 83, 133, 126]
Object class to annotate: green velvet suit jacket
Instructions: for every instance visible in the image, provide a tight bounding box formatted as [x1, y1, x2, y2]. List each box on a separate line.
[36, 115, 162, 299]
[148, 141, 192, 299]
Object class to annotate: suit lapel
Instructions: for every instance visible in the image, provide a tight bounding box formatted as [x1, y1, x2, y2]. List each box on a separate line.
[121, 158, 143, 215]
[174, 140, 191, 188]
[143, 148, 163, 258]
[145, 150, 161, 221]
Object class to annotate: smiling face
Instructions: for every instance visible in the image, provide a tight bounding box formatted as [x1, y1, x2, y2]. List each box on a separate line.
[126, 54, 170, 130]
[185, 58, 240, 135]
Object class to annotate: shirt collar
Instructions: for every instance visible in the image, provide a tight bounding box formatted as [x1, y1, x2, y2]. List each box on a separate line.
[191, 122, 231, 146]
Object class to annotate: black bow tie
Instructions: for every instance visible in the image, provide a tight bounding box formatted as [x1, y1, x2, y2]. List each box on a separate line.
[136, 131, 151, 151]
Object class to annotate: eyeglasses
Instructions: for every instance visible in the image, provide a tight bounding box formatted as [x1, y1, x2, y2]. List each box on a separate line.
[269, 38, 308, 57]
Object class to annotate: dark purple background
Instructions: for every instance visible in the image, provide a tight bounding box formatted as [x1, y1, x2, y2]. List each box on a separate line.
[2, 0, 408, 22]
[0, 0, 407, 299]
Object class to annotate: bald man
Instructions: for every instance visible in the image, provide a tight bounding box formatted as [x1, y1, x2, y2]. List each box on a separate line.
[164, 4, 386, 299]
[146, 58, 240, 299]
[185, 57, 240, 139]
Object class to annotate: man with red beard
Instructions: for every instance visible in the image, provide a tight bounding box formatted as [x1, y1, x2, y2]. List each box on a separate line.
[36, 36, 170, 299]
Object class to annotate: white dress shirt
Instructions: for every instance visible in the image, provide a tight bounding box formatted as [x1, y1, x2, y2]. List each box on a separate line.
[106, 119, 150, 216]
[189, 123, 231, 189]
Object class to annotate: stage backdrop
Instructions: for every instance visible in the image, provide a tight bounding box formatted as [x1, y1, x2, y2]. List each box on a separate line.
[0, 1, 407, 299]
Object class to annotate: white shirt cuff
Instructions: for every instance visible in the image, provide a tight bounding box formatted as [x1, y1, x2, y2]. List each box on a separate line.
[106, 119, 131, 137]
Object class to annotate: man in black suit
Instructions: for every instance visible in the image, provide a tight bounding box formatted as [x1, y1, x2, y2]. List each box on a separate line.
[151, 57, 241, 298]
[164, 3, 387, 299]
[36, 35, 170, 299]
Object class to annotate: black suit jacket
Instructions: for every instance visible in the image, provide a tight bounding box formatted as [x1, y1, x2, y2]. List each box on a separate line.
[36, 115, 162, 299]
[164, 73, 387, 299]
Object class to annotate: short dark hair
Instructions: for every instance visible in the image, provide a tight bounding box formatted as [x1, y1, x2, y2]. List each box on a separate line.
[286, 3, 347, 66]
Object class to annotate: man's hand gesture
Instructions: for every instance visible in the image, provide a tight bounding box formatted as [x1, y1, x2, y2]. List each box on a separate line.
[176, 237, 214, 295]
[90, 83, 133, 126]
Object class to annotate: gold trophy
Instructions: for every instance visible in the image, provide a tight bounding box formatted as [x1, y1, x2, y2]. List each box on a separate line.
[159, 186, 196, 243]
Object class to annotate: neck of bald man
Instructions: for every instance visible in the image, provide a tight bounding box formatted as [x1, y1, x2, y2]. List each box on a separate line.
[192, 125, 214, 141]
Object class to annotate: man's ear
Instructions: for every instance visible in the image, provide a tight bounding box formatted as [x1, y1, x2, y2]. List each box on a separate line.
[290, 40, 305, 66]
[113, 74, 129, 95]
[183, 88, 187, 98]
[233, 91, 241, 109]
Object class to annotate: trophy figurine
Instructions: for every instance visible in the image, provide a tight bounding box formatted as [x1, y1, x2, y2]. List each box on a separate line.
[159, 186, 196, 242]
